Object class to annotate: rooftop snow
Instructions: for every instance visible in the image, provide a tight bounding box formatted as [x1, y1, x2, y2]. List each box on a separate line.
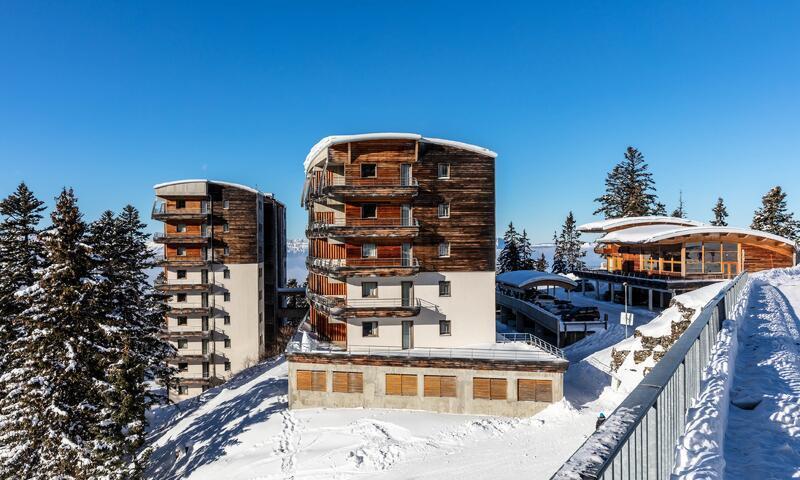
[578, 216, 704, 233]
[496, 270, 578, 290]
[153, 179, 272, 197]
[304, 132, 497, 172]
[597, 225, 797, 248]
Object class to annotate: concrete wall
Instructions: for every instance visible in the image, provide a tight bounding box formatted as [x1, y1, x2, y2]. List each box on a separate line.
[345, 271, 496, 349]
[288, 360, 564, 417]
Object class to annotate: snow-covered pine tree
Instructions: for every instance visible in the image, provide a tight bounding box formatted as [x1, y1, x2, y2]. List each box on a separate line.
[497, 222, 522, 273]
[87, 205, 174, 479]
[518, 229, 535, 270]
[710, 197, 728, 226]
[551, 231, 567, 274]
[533, 253, 549, 272]
[0, 188, 107, 479]
[751, 186, 800, 241]
[594, 147, 662, 218]
[652, 201, 667, 216]
[554, 212, 586, 273]
[671, 191, 686, 218]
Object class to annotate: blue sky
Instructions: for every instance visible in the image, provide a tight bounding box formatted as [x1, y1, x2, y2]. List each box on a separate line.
[1, 1, 799, 242]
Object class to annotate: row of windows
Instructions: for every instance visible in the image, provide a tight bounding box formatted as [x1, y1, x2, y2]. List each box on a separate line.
[359, 163, 451, 180]
[176, 315, 231, 326]
[296, 371, 553, 403]
[175, 269, 230, 279]
[360, 281, 451, 298]
[360, 242, 450, 258]
[361, 320, 451, 337]
[176, 338, 232, 348]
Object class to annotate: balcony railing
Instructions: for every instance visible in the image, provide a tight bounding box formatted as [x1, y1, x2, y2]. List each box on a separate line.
[152, 201, 210, 215]
[307, 256, 420, 272]
[154, 253, 215, 266]
[325, 176, 419, 187]
[153, 231, 211, 243]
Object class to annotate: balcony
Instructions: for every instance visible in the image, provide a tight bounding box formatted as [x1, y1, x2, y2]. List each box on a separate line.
[161, 328, 226, 339]
[170, 349, 227, 362]
[151, 202, 210, 221]
[173, 376, 225, 388]
[153, 231, 211, 245]
[154, 278, 213, 293]
[167, 302, 213, 315]
[307, 256, 420, 277]
[307, 217, 420, 239]
[308, 291, 435, 319]
[155, 253, 216, 268]
[313, 176, 420, 200]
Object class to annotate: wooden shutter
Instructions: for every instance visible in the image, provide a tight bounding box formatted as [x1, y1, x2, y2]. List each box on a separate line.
[332, 372, 349, 393]
[424, 376, 441, 397]
[473, 377, 491, 400]
[348, 372, 363, 393]
[440, 376, 456, 397]
[311, 371, 326, 392]
[386, 374, 402, 395]
[490, 379, 507, 400]
[297, 370, 312, 391]
[517, 379, 537, 401]
[401, 374, 417, 396]
[535, 380, 553, 402]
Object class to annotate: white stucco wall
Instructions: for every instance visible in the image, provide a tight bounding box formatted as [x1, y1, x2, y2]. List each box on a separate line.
[344, 271, 496, 349]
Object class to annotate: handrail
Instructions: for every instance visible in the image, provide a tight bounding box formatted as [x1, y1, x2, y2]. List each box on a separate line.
[497, 332, 565, 359]
[551, 272, 749, 479]
[324, 176, 419, 188]
[345, 297, 421, 308]
[153, 231, 211, 241]
[152, 201, 210, 215]
[310, 217, 420, 229]
[307, 256, 420, 269]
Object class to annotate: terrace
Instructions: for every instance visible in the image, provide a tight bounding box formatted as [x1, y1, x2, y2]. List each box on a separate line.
[306, 256, 421, 277]
[306, 216, 420, 239]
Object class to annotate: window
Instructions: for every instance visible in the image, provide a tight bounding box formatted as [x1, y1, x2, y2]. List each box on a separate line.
[176, 293, 187, 302]
[296, 370, 326, 391]
[517, 379, 553, 402]
[439, 320, 452, 336]
[361, 163, 377, 178]
[223, 223, 229, 233]
[362, 321, 378, 337]
[385, 374, 417, 396]
[437, 163, 451, 179]
[438, 242, 450, 258]
[177, 270, 187, 279]
[333, 372, 364, 393]
[223, 200, 230, 209]
[224, 292, 230, 302]
[176, 223, 187, 233]
[686, 242, 702, 274]
[362, 243, 377, 258]
[224, 315, 231, 325]
[178, 362, 188, 372]
[361, 282, 378, 298]
[223, 269, 230, 279]
[224, 339, 231, 348]
[176, 200, 186, 209]
[258, 267, 262, 278]
[176, 247, 186, 257]
[177, 339, 188, 349]
[424, 375, 456, 397]
[473, 377, 507, 400]
[438, 203, 450, 218]
[361, 204, 377, 219]
[223, 246, 230, 255]
[177, 316, 188, 326]
[224, 361, 231, 371]
[438, 281, 451, 297]
[178, 385, 189, 395]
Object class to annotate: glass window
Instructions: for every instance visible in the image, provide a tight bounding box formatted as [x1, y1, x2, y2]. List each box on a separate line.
[438, 242, 451, 258]
[177, 316, 187, 326]
[178, 386, 189, 395]
[176, 200, 186, 209]
[438, 163, 450, 179]
[361, 204, 377, 218]
[224, 339, 231, 348]
[439, 281, 451, 297]
[439, 320, 451, 336]
[224, 269, 230, 279]
[685, 242, 702, 273]
[223, 200, 230, 209]
[704, 242, 721, 273]
[438, 203, 450, 218]
[362, 321, 378, 337]
[176, 247, 186, 256]
[225, 361, 231, 371]
[723, 243, 738, 262]
[178, 362, 188, 371]
[362, 282, 378, 298]
[224, 315, 231, 325]
[362, 243, 377, 258]
[223, 223, 229, 233]
[177, 270, 187, 279]
[223, 246, 230, 255]
[224, 292, 230, 302]
[176, 223, 186, 233]
[361, 164, 377, 177]
[176, 293, 187, 302]
[177, 339, 188, 349]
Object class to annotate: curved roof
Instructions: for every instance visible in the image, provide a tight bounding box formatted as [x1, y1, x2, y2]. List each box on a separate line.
[153, 179, 272, 196]
[578, 216, 704, 233]
[598, 225, 797, 250]
[496, 270, 579, 290]
[304, 132, 497, 172]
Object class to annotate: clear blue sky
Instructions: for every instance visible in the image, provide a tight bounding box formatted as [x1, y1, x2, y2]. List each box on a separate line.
[1, 1, 799, 242]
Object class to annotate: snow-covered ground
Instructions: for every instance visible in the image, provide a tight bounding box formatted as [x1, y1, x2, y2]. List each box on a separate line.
[145, 292, 703, 480]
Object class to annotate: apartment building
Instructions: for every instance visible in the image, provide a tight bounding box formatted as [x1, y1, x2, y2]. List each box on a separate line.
[290, 133, 568, 417]
[152, 179, 286, 401]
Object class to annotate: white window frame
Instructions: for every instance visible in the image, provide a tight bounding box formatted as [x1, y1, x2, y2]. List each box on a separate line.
[176, 223, 187, 233]
[362, 243, 377, 258]
[438, 203, 450, 218]
[362, 282, 378, 298]
[438, 163, 451, 179]
[223, 199, 230, 209]
[439, 320, 452, 336]
[362, 321, 379, 337]
[176, 246, 187, 257]
[438, 281, 451, 297]
[438, 242, 451, 258]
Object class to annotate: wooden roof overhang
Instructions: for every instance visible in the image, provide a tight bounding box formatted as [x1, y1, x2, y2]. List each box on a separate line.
[604, 232, 795, 258]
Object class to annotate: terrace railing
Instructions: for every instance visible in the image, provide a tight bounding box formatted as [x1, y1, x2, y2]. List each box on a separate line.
[308, 257, 420, 269]
[310, 217, 419, 230]
[550, 271, 749, 480]
[152, 201, 210, 216]
[324, 175, 419, 187]
[497, 332, 565, 359]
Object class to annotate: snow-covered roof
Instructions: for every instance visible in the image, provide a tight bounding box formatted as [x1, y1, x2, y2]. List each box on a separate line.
[304, 132, 497, 172]
[496, 270, 579, 290]
[153, 179, 272, 197]
[578, 216, 705, 233]
[598, 225, 797, 249]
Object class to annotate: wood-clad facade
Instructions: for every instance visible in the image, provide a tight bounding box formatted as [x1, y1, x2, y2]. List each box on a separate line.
[153, 180, 286, 401]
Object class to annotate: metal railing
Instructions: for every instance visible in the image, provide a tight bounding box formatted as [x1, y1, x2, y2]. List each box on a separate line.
[152, 202, 210, 216]
[551, 272, 749, 480]
[345, 297, 422, 308]
[168, 302, 211, 310]
[307, 256, 420, 269]
[153, 231, 211, 241]
[310, 217, 419, 229]
[497, 332, 565, 359]
[324, 175, 419, 188]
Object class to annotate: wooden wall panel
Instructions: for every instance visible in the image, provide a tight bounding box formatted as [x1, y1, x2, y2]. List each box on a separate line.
[208, 184, 258, 264]
[166, 245, 203, 259]
[743, 243, 794, 271]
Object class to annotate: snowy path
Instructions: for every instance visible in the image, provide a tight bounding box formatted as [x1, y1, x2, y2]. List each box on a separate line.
[723, 270, 800, 479]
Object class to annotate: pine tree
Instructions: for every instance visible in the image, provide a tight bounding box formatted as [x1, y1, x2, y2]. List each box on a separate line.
[594, 147, 662, 218]
[518, 229, 535, 270]
[751, 186, 800, 241]
[533, 253, 549, 272]
[710, 197, 728, 226]
[671, 191, 686, 218]
[0, 188, 107, 479]
[652, 201, 667, 216]
[497, 222, 523, 273]
[553, 212, 586, 274]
